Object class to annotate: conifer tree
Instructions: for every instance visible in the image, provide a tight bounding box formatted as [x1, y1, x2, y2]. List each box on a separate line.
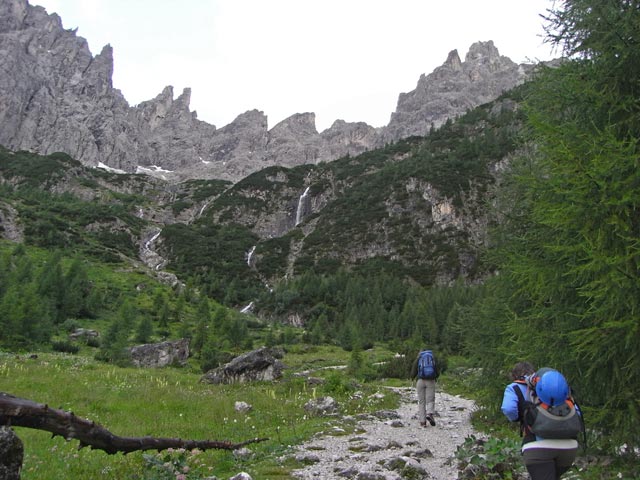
[0, 283, 52, 348]
[134, 316, 154, 344]
[157, 302, 171, 339]
[98, 300, 134, 365]
[172, 293, 186, 323]
[483, 0, 640, 448]
[63, 257, 92, 319]
[200, 335, 221, 373]
[36, 252, 65, 323]
[12, 246, 33, 284]
[0, 250, 11, 297]
[264, 326, 276, 347]
[192, 298, 212, 354]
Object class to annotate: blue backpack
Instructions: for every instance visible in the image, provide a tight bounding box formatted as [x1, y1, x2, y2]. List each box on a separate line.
[417, 350, 436, 379]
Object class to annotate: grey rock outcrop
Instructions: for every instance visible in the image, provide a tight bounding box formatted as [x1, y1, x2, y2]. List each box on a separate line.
[129, 338, 190, 368]
[68, 328, 99, 341]
[0, 201, 23, 242]
[303, 396, 340, 416]
[0, 0, 540, 183]
[199, 346, 284, 384]
[0, 426, 23, 480]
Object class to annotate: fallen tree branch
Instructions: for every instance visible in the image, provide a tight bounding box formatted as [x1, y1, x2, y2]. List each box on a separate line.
[0, 392, 267, 454]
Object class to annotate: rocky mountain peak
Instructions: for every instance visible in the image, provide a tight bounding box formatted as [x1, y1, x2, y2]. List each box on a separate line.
[465, 40, 501, 62]
[270, 113, 319, 136]
[0, 1, 544, 182]
[444, 49, 462, 71]
[221, 110, 268, 132]
[174, 87, 192, 112]
[81, 44, 114, 95]
[380, 40, 531, 142]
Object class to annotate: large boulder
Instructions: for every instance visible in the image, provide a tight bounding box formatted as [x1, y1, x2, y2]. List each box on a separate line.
[303, 396, 339, 416]
[68, 328, 99, 341]
[200, 347, 284, 384]
[0, 427, 23, 480]
[129, 338, 190, 368]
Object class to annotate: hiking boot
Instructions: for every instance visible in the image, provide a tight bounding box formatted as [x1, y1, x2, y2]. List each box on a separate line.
[426, 414, 436, 426]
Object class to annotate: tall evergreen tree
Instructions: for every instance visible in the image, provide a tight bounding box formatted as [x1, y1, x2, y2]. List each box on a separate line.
[481, 0, 640, 449]
[98, 301, 134, 365]
[0, 283, 52, 348]
[63, 257, 92, 319]
[134, 316, 154, 344]
[37, 253, 66, 324]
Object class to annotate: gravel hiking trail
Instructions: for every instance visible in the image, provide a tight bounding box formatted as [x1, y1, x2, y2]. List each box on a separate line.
[290, 386, 479, 479]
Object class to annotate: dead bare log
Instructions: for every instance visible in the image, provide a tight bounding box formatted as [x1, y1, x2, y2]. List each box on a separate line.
[0, 392, 267, 455]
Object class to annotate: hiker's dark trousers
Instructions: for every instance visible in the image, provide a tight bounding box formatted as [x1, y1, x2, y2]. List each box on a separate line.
[523, 445, 577, 480]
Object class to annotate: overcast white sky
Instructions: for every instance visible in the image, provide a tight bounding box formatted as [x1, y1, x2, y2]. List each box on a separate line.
[33, 0, 557, 132]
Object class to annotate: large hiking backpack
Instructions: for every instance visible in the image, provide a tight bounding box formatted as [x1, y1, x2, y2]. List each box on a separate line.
[514, 369, 584, 441]
[417, 350, 437, 379]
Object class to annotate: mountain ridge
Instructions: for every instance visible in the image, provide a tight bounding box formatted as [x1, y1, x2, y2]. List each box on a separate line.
[1, 0, 539, 182]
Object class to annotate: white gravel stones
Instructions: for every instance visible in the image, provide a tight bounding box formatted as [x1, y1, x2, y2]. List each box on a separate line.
[289, 387, 480, 480]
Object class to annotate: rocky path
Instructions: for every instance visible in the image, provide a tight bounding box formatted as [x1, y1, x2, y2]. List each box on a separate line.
[289, 387, 480, 480]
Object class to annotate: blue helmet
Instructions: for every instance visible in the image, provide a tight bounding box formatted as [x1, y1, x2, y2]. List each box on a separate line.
[535, 369, 570, 407]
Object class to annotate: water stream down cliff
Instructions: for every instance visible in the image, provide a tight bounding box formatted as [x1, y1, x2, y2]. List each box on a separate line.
[295, 187, 311, 226]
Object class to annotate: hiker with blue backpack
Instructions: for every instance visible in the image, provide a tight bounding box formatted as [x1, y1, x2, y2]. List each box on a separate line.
[502, 364, 585, 480]
[410, 349, 439, 427]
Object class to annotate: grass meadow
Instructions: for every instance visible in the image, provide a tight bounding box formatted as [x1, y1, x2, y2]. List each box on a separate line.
[0, 345, 401, 479]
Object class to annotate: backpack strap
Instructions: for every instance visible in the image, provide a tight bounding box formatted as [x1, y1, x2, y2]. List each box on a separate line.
[511, 383, 533, 438]
[570, 395, 588, 451]
[511, 382, 526, 421]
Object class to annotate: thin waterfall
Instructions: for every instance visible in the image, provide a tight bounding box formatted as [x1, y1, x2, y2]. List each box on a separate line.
[295, 186, 311, 226]
[144, 230, 161, 253]
[240, 302, 254, 314]
[247, 245, 256, 267]
[140, 229, 166, 271]
[198, 199, 212, 217]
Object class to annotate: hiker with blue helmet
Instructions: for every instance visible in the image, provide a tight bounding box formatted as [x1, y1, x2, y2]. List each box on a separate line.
[502, 365, 583, 480]
[410, 349, 440, 427]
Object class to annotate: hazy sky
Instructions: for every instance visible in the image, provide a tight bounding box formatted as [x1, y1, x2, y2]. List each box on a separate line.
[33, 0, 557, 132]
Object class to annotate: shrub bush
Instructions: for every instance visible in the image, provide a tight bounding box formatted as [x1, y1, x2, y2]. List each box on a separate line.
[51, 340, 80, 354]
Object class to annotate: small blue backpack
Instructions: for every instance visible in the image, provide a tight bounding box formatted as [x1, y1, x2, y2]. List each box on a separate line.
[417, 350, 437, 379]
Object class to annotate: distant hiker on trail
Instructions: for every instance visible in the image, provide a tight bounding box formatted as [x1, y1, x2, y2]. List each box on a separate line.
[411, 349, 439, 427]
[501, 365, 584, 480]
